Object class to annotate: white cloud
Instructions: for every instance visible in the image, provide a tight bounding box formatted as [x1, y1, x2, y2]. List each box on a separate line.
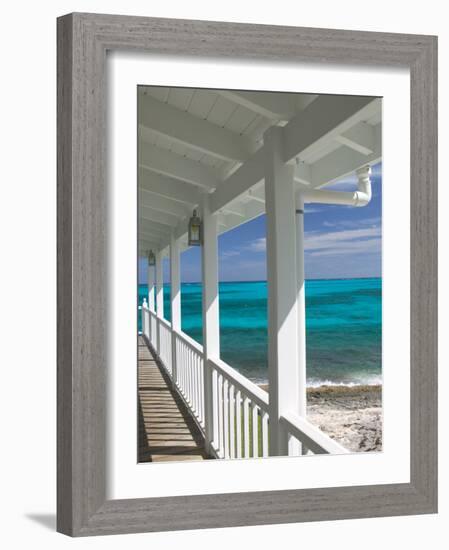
[321, 216, 381, 229]
[307, 238, 380, 257]
[220, 250, 241, 258]
[247, 237, 266, 253]
[220, 237, 267, 258]
[220, 222, 381, 263]
[304, 206, 324, 214]
[304, 226, 381, 257]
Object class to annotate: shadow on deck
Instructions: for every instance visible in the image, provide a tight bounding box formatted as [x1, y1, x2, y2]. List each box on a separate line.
[138, 336, 212, 462]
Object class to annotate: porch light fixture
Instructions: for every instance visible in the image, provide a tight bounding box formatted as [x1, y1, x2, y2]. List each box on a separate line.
[188, 209, 202, 246]
[147, 249, 156, 266]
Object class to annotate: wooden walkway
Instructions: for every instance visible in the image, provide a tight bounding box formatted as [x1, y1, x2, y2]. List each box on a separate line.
[138, 336, 211, 462]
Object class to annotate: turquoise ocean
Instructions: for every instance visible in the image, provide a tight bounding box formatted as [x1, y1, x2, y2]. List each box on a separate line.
[139, 277, 382, 387]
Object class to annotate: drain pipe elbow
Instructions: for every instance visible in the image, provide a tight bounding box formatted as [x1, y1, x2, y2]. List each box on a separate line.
[302, 165, 373, 207]
[353, 165, 372, 206]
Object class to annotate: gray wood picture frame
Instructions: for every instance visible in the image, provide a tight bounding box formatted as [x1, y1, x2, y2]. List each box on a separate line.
[57, 12, 438, 537]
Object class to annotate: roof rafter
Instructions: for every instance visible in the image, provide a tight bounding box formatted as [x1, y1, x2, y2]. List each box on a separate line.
[216, 90, 313, 121]
[139, 218, 172, 236]
[283, 96, 380, 163]
[140, 231, 166, 244]
[139, 205, 179, 227]
[140, 169, 203, 206]
[312, 128, 381, 189]
[139, 238, 162, 254]
[335, 121, 375, 155]
[140, 94, 253, 162]
[140, 143, 220, 190]
[140, 188, 190, 218]
[209, 97, 380, 213]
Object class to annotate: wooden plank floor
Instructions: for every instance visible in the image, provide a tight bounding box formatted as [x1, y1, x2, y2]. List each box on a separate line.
[138, 336, 211, 462]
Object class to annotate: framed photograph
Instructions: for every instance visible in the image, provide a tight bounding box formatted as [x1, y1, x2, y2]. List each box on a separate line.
[57, 13, 437, 536]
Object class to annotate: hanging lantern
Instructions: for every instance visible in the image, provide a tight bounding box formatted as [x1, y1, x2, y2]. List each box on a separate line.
[147, 249, 156, 266]
[188, 209, 202, 246]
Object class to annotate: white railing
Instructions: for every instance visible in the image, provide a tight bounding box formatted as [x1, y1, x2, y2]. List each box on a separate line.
[280, 411, 349, 455]
[173, 330, 205, 428]
[158, 317, 172, 376]
[141, 303, 150, 341]
[150, 312, 157, 349]
[141, 304, 347, 459]
[209, 357, 269, 459]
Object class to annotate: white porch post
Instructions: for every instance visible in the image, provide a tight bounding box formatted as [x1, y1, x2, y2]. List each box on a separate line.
[264, 126, 300, 456]
[148, 262, 155, 312]
[170, 233, 181, 385]
[155, 250, 164, 355]
[295, 192, 308, 454]
[201, 195, 220, 454]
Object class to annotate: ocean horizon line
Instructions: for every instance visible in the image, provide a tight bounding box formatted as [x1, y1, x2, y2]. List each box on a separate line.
[138, 275, 382, 285]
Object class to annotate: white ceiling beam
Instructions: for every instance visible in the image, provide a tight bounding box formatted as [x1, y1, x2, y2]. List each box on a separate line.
[295, 161, 312, 185]
[216, 90, 299, 121]
[140, 188, 190, 218]
[140, 143, 219, 190]
[210, 147, 265, 214]
[311, 126, 381, 188]
[139, 218, 172, 236]
[208, 99, 380, 213]
[139, 238, 162, 253]
[174, 216, 190, 241]
[221, 202, 246, 217]
[219, 212, 246, 228]
[247, 187, 265, 204]
[139, 205, 179, 227]
[335, 122, 375, 155]
[140, 231, 165, 244]
[140, 94, 253, 162]
[244, 200, 265, 219]
[140, 169, 203, 206]
[282, 96, 380, 163]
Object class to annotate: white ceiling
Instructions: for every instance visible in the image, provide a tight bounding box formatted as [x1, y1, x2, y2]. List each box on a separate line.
[138, 86, 382, 255]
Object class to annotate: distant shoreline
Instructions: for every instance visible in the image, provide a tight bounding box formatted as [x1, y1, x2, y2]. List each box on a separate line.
[258, 383, 382, 395]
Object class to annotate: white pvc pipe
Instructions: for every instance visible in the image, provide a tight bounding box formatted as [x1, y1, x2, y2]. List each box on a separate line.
[303, 165, 372, 207]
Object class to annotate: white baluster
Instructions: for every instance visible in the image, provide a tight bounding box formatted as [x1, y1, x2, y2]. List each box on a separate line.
[252, 403, 258, 458]
[262, 412, 269, 457]
[236, 390, 242, 459]
[229, 385, 236, 459]
[243, 398, 250, 458]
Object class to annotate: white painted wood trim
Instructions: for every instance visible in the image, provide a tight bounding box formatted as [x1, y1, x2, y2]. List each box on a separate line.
[264, 126, 299, 456]
[140, 143, 219, 190]
[170, 233, 181, 384]
[140, 94, 253, 162]
[280, 412, 349, 455]
[155, 250, 164, 323]
[201, 195, 220, 452]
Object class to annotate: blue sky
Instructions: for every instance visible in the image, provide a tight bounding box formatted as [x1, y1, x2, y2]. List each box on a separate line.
[139, 162, 382, 283]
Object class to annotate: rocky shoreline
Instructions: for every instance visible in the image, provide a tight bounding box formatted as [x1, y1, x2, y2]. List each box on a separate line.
[259, 384, 382, 452]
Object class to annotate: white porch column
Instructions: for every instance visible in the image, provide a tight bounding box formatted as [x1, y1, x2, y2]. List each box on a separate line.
[170, 233, 181, 385]
[295, 192, 308, 455]
[155, 250, 164, 316]
[201, 195, 220, 454]
[147, 262, 155, 312]
[264, 126, 299, 456]
[155, 250, 164, 355]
